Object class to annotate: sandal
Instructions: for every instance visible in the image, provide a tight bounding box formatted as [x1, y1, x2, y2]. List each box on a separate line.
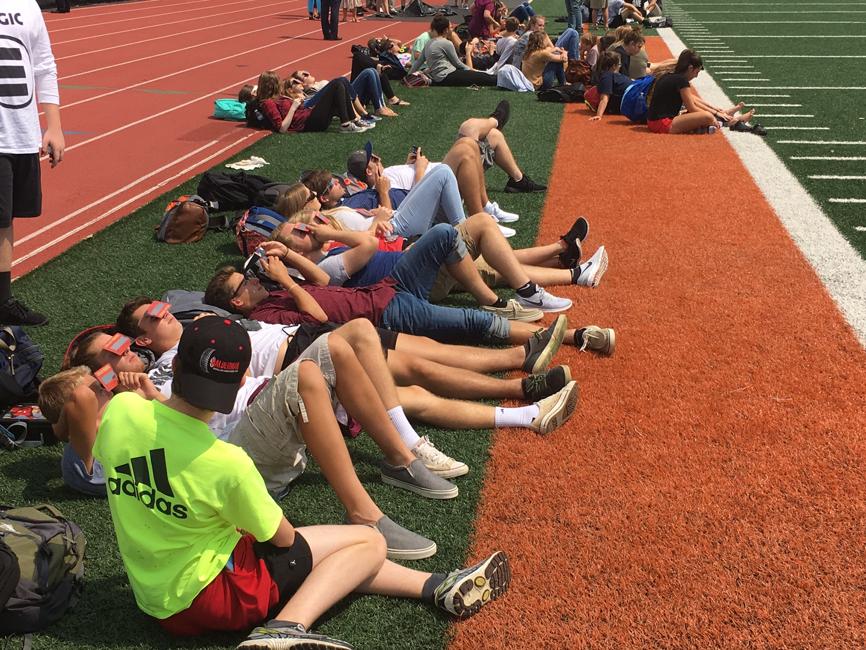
[750, 122, 767, 136]
[390, 98, 411, 106]
[730, 121, 751, 133]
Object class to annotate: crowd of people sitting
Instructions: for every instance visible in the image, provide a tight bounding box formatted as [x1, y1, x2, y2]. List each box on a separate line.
[36, 96, 615, 648]
[235, 0, 763, 137]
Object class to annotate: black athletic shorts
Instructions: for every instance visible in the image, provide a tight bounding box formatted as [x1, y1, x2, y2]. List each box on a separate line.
[280, 322, 400, 370]
[253, 532, 313, 610]
[0, 153, 42, 228]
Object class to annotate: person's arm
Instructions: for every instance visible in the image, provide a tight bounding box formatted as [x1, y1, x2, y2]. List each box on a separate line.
[679, 85, 702, 114]
[260, 240, 332, 286]
[269, 517, 296, 548]
[372, 164, 393, 209]
[465, 40, 477, 70]
[279, 99, 303, 134]
[409, 44, 427, 72]
[117, 372, 167, 402]
[412, 151, 429, 186]
[310, 224, 378, 277]
[259, 255, 328, 322]
[62, 386, 100, 473]
[590, 94, 610, 120]
[32, 14, 64, 167]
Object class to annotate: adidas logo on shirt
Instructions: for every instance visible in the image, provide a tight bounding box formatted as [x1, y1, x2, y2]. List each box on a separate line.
[108, 448, 188, 519]
[0, 35, 33, 110]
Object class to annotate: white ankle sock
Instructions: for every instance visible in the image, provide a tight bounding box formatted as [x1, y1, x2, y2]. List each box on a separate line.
[387, 406, 421, 448]
[494, 404, 540, 428]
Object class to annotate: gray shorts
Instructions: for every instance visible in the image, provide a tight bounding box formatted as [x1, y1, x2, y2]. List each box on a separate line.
[454, 134, 496, 171]
[228, 334, 337, 498]
[61, 444, 107, 497]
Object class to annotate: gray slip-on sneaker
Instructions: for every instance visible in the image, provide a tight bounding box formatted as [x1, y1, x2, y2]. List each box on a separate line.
[380, 458, 459, 499]
[375, 515, 438, 560]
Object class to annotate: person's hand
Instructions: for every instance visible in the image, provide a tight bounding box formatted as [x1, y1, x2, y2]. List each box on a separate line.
[371, 206, 393, 221]
[305, 222, 336, 242]
[375, 173, 391, 193]
[260, 240, 289, 259]
[292, 98, 302, 108]
[192, 311, 217, 320]
[260, 255, 292, 283]
[589, 115, 602, 121]
[118, 372, 160, 400]
[414, 151, 429, 173]
[41, 127, 65, 168]
[372, 220, 394, 238]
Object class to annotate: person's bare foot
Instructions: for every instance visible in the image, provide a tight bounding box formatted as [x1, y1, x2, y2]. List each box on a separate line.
[728, 108, 755, 127]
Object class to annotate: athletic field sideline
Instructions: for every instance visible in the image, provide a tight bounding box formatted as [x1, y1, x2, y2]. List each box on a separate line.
[666, 0, 866, 258]
[0, 81, 562, 648]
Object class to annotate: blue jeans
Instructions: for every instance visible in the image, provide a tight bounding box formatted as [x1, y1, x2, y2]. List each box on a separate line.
[390, 165, 465, 237]
[381, 224, 510, 344]
[308, 0, 320, 12]
[510, 2, 536, 22]
[556, 27, 581, 61]
[542, 61, 565, 89]
[303, 77, 357, 109]
[61, 444, 106, 497]
[351, 68, 385, 110]
[564, 0, 583, 30]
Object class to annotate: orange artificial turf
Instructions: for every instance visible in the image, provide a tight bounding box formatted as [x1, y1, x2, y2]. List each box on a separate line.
[450, 37, 866, 648]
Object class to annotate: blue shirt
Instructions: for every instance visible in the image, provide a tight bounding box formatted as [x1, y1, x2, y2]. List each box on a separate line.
[320, 246, 403, 287]
[341, 188, 409, 211]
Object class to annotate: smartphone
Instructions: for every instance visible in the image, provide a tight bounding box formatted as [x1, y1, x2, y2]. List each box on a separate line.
[145, 301, 170, 319]
[102, 333, 132, 356]
[93, 364, 119, 392]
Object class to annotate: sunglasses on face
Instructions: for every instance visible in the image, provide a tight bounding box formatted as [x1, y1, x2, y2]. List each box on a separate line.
[232, 275, 252, 300]
[306, 190, 319, 203]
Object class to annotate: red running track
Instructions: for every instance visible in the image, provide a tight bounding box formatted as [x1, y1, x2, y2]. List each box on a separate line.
[19, 0, 424, 277]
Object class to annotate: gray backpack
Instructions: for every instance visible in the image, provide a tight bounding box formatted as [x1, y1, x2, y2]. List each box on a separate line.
[0, 505, 86, 634]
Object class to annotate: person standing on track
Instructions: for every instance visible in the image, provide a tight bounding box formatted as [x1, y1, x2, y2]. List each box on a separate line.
[321, 0, 343, 41]
[0, 0, 65, 326]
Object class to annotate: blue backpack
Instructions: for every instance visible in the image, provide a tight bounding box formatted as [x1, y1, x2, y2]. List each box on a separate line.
[0, 327, 43, 408]
[235, 206, 288, 256]
[620, 75, 656, 123]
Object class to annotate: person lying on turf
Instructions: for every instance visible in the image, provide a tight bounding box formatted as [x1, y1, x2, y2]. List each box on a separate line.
[69, 327, 455, 560]
[289, 68, 399, 119]
[114, 297, 582, 470]
[204, 230, 615, 356]
[93, 316, 512, 648]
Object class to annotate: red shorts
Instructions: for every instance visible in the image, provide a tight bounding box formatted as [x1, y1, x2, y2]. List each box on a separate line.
[158, 533, 312, 636]
[647, 117, 673, 134]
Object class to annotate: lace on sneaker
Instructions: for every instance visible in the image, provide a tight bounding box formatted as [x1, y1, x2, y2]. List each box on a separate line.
[522, 374, 545, 398]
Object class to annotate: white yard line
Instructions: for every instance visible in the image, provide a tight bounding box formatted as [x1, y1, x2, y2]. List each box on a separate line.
[736, 94, 791, 97]
[829, 199, 866, 203]
[660, 27, 866, 348]
[762, 126, 831, 130]
[748, 103, 803, 107]
[721, 78, 770, 81]
[810, 175, 866, 180]
[729, 86, 866, 90]
[792, 156, 866, 161]
[753, 114, 815, 118]
[780, 140, 866, 145]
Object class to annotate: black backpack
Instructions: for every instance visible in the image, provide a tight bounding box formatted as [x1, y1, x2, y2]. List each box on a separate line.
[0, 327, 42, 409]
[196, 171, 274, 212]
[253, 183, 294, 210]
[537, 83, 585, 103]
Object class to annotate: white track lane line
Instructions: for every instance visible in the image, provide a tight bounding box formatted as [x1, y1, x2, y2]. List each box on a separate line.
[660, 26, 866, 348]
[61, 2, 306, 80]
[55, 0, 295, 54]
[15, 134, 259, 268]
[45, 0, 211, 19]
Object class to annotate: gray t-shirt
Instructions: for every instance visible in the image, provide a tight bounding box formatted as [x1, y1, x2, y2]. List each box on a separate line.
[496, 35, 518, 66]
[410, 38, 469, 82]
[510, 32, 531, 71]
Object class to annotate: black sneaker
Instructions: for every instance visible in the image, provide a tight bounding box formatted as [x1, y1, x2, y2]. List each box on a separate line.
[521, 364, 572, 402]
[521, 315, 567, 374]
[0, 297, 48, 326]
[504, 173, 547, 193]
[489, 99, 510, 131]
[558, 216, 589, 267]
[237, 621, 353, 649]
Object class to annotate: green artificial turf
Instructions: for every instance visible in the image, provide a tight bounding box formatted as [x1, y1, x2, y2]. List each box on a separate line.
[666, 0, 866, 257]
[0, 82, 563, 648]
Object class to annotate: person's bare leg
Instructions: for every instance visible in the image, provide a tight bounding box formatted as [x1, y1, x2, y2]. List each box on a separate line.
[486, 128, 523, 181]
[394, 333, 526, 372]
[443, 251, 503, 306]
[328, 335, 416, 467]
[332, 319, 401, 408]
[521, 264, 573, 286]
[456, 116, 496, 140]
[669, 110, 717, 134]
[296, 361, 387, 524]
[399, 386, 496, 428]
[274, 524, 386, 628]
[388, 349, 525, 400]
[513, 241, 566, 266]
[443, 138, 489, 213]
[462, 213, 533, 288]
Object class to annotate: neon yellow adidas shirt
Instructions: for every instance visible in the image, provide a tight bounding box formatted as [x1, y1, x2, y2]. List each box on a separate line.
[93, 393, 282, 619]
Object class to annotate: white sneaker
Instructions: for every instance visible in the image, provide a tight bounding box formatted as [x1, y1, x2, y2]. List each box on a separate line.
[497, 224, 517, 238]
[574, 245, 608, 288]
[485, 201, 519, 223]
[412, 436, 469, 478]
[516, 287, 572, 313]
[340, 122, 368, 133]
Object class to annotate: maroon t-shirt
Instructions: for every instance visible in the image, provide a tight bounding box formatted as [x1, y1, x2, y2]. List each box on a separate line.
[259, 97, 310, 132]
[469, 0, 495, 37]
[250, 281, 397, 326]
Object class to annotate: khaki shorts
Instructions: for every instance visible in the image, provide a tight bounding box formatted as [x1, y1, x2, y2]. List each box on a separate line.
[228, 334, 337, 498]
[429, 221, 505, 302]
[589, 0, 607, 8]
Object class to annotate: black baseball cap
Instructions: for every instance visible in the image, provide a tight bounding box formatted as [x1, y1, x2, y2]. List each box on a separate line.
[346, 140, 374, 180]
[171, 316, 251, 413]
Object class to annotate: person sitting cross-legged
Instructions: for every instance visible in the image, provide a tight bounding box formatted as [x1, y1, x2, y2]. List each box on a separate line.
[93, 316, 512, 648]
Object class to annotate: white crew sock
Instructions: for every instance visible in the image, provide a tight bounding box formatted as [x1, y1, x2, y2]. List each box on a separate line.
[494, 404, 540, 429]
[387, 406, 421, 448]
